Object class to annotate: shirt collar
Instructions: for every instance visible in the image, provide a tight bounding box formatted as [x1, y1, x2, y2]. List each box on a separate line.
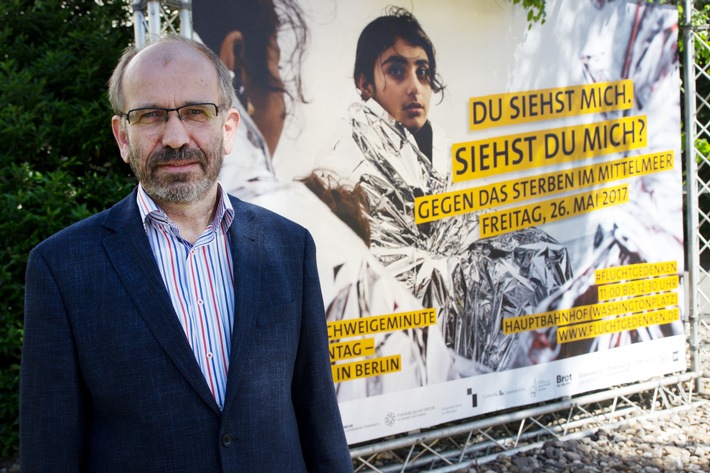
[136, 183, 235, 235]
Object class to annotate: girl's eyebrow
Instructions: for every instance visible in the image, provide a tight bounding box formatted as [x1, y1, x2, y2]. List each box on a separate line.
[381, 54, 430, 67]
[381, 54, 408, 66]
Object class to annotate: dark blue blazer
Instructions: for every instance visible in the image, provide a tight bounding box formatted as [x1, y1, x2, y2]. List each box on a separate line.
[20, 189, 353, 472]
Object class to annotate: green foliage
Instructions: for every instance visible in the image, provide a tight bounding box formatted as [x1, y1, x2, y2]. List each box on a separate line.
[693, 4, 710, 63]
[512, 0, 546, 25]
[0, 0, 134, 458]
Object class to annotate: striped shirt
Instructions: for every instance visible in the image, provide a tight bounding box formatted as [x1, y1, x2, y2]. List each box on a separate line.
[137, 184, 235, 409]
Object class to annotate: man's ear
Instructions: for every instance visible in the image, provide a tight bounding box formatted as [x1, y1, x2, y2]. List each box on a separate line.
[356, 74, 374, 101]
[222, 108, 241, 156]
[111, 116, 131, 164]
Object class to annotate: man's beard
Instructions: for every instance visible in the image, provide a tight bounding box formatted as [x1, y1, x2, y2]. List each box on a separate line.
[128, 144, 224, 204]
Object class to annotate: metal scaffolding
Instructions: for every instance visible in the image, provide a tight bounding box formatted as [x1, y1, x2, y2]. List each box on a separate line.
[684, 0, 710, 399]
[131, 0, 192, 47]
[131, 1, 708, 471]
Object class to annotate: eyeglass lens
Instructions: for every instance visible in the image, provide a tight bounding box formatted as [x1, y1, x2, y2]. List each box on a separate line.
[126, 103, 219, 126]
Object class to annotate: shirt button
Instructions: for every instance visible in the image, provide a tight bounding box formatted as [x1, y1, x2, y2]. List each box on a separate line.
[222, 434, 233, 447]
[206, 352, 213, 359]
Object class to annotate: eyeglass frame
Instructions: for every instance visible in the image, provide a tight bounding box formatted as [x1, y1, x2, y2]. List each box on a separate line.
[119, 103, 222, 126]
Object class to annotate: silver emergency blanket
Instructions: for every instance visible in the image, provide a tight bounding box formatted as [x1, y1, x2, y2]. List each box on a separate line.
[451, 228, 573, 371]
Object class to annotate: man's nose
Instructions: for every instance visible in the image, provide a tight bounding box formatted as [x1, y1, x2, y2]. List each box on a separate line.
[161, 112, 191, 149]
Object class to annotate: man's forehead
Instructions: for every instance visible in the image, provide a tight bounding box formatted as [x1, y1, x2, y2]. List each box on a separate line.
[121, 42, 219, 108]
[129, 41, 207, 72]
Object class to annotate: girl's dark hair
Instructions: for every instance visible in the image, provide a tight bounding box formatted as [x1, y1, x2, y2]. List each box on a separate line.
[353, 6, 445, 95]
[193, 0, 308, 105]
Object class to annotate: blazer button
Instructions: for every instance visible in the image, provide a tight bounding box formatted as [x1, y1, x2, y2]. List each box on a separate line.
[221, 434, 233, 447]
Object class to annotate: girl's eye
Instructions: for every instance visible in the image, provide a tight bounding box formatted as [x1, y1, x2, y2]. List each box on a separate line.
[387, 64, 405, 80]
[416, 67, 431, 82]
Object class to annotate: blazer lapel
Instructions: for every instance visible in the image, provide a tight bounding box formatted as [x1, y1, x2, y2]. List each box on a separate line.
[222, 197, 262, 414]
[101, 190, 220, 413]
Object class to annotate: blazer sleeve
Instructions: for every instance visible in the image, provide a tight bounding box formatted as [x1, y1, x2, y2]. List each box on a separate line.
[291, 231, 354, 473]
[21, 248, 87, 471]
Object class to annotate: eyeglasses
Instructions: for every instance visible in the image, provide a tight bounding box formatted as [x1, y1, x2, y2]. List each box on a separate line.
[121, 103, 220, 126]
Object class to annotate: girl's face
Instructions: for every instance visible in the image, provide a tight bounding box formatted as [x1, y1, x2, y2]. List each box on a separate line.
[358, 37, 433, 134]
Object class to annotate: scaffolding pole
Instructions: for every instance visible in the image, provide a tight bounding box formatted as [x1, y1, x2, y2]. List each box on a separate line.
[131, 0, 193, 47]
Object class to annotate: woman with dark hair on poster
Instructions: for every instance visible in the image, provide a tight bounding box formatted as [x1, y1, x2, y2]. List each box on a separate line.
[193, 0, 307, 159]
[309, 6, 473, 331]
[304, 6, 454, 250]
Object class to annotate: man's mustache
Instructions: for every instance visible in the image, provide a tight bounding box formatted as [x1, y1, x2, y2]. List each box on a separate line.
[148, 147, 206, 167]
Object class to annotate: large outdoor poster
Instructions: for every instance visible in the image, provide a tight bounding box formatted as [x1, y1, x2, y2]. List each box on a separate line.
[193, 0, 685, 444]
